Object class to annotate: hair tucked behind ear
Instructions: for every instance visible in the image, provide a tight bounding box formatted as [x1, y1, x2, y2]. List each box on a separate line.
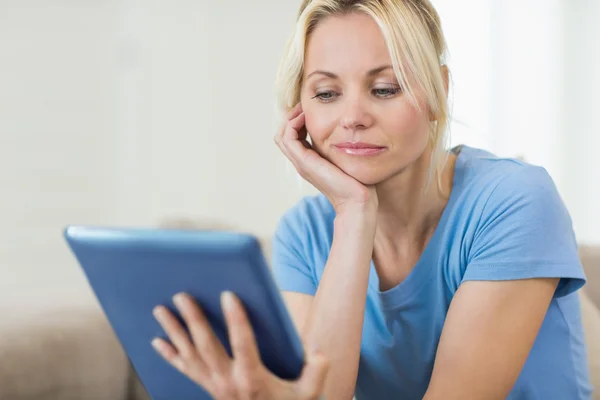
[276, 0, 452, 195]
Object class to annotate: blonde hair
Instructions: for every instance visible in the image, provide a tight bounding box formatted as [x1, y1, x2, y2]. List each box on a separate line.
[275, 0, 451, 194]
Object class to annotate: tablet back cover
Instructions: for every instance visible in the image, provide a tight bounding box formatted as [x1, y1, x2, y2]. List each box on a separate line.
[64, 226, 304, 400]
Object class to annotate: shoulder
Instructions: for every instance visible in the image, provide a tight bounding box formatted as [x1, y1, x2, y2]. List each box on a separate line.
[273, 193, 335, 252]
[270, 194, 335, 293]
[456, 146, 565, 218]
[455, 146, 584, 296]
[276, 194, 335, 228]
[454, 146, 578, 261]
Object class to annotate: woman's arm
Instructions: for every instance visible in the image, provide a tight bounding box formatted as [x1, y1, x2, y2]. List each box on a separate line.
[424, 167, 586, 399]
[283, 209, 377, 400]
[423, 278, 559, 400]
[274, 103, 380, 400]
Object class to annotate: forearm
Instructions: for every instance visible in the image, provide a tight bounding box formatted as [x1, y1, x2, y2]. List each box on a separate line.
[301, 212, 376, 400]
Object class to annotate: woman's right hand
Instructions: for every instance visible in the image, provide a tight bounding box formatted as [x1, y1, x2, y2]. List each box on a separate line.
[152, 292, 329, 400]
[274, 103, 378, 216]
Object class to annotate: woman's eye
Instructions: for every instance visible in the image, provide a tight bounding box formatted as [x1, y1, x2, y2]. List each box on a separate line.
[373, 87, 401, 97]
[313, 91, 339, 102]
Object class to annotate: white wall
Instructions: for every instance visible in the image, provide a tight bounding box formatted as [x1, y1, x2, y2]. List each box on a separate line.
[440, 0, 600, 245]
[0, 0, 119, 307]
[114, 0, 309, 236]
[563, 0, 600, 245]
[489, 0, 566, 190]
[433, 0, 493, 151]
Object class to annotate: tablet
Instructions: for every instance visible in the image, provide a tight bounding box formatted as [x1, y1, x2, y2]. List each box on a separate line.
[64, 225, 305, 400]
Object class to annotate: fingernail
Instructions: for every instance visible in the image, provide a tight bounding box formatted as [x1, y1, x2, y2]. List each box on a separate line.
[173, 293, 186, 307]
[221, 291, 236, 311]
[152, 338, 168, 355]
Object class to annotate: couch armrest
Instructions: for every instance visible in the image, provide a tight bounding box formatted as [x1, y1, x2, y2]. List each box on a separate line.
[128, 370, 151, 400]
[581, 290, 600, 399]
[0, 307, 131, 400]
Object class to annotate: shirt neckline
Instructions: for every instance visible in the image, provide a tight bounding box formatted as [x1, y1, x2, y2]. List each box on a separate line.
[367, 145, 469, 307]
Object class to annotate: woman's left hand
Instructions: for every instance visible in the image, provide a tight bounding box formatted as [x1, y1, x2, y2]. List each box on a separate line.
[151, 291, 328, 400]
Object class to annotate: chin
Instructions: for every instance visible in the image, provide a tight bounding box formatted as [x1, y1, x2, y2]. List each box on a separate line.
[337, 163, 394, 186]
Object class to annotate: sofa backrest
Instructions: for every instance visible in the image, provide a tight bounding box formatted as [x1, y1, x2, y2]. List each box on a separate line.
[581, 246, 600, 310]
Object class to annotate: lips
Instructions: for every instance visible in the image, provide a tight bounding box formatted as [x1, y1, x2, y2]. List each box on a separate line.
[333, 142, 386, 156]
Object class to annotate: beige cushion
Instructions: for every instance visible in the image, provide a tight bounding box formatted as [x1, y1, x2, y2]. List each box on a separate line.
[580, 246, 600, 309]
[581, 289, 600, 399]
[0, 308, 131, 400]
[128, 372, 151, 400]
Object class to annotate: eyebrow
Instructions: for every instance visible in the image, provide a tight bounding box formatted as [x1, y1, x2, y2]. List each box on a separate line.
[306, 65, 393, 80]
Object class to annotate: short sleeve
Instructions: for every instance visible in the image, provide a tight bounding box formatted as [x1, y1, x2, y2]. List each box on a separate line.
[270, 206, 318, 296]
[464, 166, 586, 298]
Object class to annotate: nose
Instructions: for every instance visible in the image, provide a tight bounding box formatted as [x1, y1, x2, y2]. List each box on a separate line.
[340, 94, 373, 131]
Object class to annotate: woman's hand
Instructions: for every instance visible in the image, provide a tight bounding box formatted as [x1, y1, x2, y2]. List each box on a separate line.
[274, 103, 378, 216]
[152, 291, 329, 400]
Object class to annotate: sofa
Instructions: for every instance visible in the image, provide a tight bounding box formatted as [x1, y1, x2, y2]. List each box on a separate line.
[0, 234, 598, 399]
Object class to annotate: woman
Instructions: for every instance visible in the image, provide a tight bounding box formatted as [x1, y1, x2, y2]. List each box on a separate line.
[150, 0, 592, 398]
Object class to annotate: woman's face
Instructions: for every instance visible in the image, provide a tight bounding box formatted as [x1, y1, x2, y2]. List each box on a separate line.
[300, 12, 433, 186]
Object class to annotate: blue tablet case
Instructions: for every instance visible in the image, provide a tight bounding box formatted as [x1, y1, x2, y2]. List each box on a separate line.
[64, 225, 305, 400]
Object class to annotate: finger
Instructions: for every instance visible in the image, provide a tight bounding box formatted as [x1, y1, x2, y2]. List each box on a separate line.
[153, 305, 196, 360]
[279, 113, 312, 165]
[279, 145, 323, 190]
[221, 291, 262, 374]
[287, 108, 308, 143]
[285, 112, 306, 141]
[282, 113, 313, 154]
[274, 119, 286, 145]
[286, 102, 303, 120]
[276, 122, 307, 177]
[295, 348, 329, 399]
[284, 135, 331, 186]
[277, 135, 312, 182]
[297, 123, 309, 144]
[275, 105, 303, 145]
[277, 112, 334, 189]
[173, 293, 231, 375]
[151, 337, 189, 373]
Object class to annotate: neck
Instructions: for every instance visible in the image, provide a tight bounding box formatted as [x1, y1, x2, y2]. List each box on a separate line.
[374, 147, 456, 246]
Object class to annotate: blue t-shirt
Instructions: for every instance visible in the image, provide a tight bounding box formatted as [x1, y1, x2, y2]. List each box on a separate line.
[271, 145, 592, 399]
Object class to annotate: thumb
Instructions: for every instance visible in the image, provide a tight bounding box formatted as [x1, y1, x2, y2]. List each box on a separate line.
[296, 347, 329, 399]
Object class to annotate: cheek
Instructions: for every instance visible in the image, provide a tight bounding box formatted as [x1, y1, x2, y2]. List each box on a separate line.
[387, 104, 430, 144]
[303, 106, 337, 144]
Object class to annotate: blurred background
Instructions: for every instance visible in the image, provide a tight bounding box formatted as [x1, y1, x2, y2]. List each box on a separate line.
[1, 0, 599, 398]
[1, 0, 599, 306]
[4, 0, 598, 306]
